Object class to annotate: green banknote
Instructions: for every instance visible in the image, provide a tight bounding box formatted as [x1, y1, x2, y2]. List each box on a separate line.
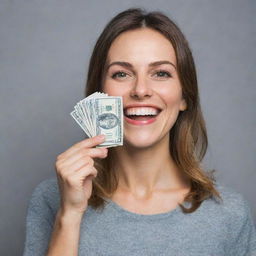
[70, 92, 123, 148]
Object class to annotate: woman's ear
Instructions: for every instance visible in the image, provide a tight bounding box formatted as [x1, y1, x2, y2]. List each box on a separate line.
[179, 98, 187, 111]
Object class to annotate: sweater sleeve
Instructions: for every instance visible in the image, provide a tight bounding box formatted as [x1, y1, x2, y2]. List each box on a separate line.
[23, 180, 57, 256]
[231, 197, 256, 256]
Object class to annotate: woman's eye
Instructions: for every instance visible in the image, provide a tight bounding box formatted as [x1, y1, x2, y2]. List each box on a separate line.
[111, 70, 171, 80]
[111, 71, 128, 79]
[154, 70, 171, 78]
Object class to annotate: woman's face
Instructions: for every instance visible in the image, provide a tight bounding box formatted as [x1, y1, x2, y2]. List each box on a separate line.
[102, 27, 186, 149]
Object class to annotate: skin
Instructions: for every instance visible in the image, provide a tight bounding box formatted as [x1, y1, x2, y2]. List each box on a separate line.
[102, 27, 191, 214]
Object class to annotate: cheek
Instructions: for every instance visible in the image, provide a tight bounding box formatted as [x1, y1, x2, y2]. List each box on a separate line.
[158, 86, 183, 108]
[102, 81, 129, 97]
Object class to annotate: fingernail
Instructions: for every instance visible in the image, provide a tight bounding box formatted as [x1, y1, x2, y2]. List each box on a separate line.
[98, 134, 105, 139]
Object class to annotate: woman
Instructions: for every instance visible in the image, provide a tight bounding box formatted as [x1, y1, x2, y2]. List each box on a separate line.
[23, 8, 256, 256]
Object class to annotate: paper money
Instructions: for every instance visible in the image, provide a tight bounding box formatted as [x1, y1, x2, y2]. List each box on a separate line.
[70, 92, 123, 148]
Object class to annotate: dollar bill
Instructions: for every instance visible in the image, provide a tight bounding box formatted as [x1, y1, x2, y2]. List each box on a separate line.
[94, 96, 123, 147]
[70, 92, 123, 148]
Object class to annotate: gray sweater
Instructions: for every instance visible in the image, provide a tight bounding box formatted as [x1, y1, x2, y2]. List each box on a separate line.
[23, 177, 256, 255]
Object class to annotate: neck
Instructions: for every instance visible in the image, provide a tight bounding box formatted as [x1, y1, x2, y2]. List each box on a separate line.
[112, 134, 189, 198]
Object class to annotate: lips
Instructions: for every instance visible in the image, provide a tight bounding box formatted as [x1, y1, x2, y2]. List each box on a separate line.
[125, 107, 160, 116]
[124, 104, 162, 113]
[123, 104, 162, 125]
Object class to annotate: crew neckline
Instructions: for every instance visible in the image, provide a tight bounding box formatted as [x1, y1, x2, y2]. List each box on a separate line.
[103, 197, 191, 220]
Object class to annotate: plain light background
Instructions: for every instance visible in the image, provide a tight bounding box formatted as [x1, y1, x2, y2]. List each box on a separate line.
[0, 0, 255, 255]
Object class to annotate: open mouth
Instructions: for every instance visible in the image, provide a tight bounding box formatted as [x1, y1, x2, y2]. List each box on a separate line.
[125, 114, 158, 121]
[124, 107, 162, 124]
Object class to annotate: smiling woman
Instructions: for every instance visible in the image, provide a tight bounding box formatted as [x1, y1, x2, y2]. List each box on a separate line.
[86, 10, 217, 213]
[103, 28, 187, 150]
[23, 8, 256, 256]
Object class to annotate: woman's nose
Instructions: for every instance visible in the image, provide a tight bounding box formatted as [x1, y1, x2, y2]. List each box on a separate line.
[130, 74, 153, 99]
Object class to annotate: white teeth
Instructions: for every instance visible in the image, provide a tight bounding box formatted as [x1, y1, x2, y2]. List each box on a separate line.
[125, 107, 159, 116]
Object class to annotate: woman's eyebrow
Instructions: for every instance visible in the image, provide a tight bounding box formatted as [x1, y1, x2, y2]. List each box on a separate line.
[107, 60, 176, 70]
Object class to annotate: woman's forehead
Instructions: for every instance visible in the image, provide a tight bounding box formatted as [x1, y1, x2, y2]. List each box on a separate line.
[107, 28, 177, 66]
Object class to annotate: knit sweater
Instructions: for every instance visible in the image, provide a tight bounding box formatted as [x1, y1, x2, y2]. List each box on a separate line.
[23, 177, 256, 255]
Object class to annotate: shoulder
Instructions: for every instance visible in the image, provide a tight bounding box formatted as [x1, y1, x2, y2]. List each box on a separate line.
[29, 176, 60, 215]
[206, 181, 255, 231]
[212, 182, 256, 253]
[191, 180, 254, 230]
[31, 176, 59, 200]
[213, 181, 252, 217]
[32, 176, 59, 194]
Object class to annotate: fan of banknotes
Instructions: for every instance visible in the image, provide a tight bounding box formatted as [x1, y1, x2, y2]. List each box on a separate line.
[70, 92, 123, 148]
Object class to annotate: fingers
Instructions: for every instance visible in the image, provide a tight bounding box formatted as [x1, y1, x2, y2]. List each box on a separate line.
[58, 135, 106, 160]
[59, 154, 97, 175]
[58, 159, 98, 187]
[58, 147, 107, 167]
[72, 166, 98, 182]
[54, 135, 107, 214]
[55, 136, 108, 179]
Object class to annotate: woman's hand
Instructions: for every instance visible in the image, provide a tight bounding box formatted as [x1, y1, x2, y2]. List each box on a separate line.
[55, 134, 107, 216]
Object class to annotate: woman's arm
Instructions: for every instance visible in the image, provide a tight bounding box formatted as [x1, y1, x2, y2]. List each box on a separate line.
[45, 135, 107, 255]
[46, 209, 83, 256]
[23, 135, 107, 256]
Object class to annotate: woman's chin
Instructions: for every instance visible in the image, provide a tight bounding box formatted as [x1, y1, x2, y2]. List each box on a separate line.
[124, 141, 152, 149]
[123, 134, 162, 150]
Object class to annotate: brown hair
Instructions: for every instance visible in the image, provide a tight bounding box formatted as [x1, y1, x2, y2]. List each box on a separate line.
[85, 8, 222, 213]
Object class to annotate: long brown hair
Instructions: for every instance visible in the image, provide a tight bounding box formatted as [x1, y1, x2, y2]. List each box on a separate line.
[85, 8, 222, 214]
